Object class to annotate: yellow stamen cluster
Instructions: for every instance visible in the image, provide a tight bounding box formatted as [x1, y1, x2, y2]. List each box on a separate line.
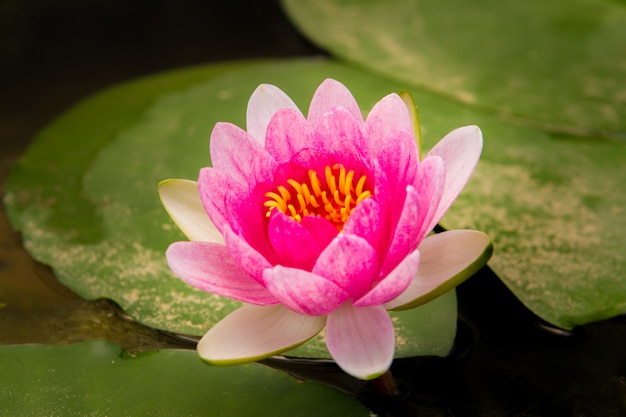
[264, 164, 372, 230]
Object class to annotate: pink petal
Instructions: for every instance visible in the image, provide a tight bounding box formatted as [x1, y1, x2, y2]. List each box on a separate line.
[375, 128, 419, 202]
[300, 216, 339, 249]
[224, 227, 274, 285]
[398, 90, 423, 158]
[312, 234, 379, 299]
[361, 93, 413, 159]
[385, 230, 493, 310]
[426, 125, 483, 226]
[231, 189, 276, 258]
[413, 155, 446, 242]
[198, 305, 325, 364]
[166, 241, 278, 305]
[263, 266, 350, 316]
[313, 106, 363, 153]
[326, 303, 395, 380]
[327, 138, 369, 174]
[307, 79, 364, 129]
[343, 197, 383, 253]
[371, 158, 392, 221]
[354, 249, 420, 307]
[198, 167, 246, 235]
[380, 185, 420, 276]
[282, 147, 328, 175]
[246, 83, 301, 144]
[267, 211, 323, 270]
[209, 122, 275, 185]
[265, 108, 314, 164]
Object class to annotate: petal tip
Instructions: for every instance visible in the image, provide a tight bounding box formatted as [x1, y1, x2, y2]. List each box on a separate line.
[385, 229, 493, 311]
[197, 305, 325, 365]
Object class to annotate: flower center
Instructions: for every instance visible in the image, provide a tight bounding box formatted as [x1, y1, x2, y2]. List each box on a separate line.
[264, 164, 372, 230]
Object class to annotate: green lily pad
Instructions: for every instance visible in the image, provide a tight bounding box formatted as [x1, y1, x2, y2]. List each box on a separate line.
[0, 340, 368, 416]
[4, 57, 625, 347]
[3, 59, 458, 358]
[281, 0, 626, 138]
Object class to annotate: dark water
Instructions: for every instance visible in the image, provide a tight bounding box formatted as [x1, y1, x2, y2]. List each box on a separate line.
[263, 265, 626, 417]
[257, 231, 626, 415]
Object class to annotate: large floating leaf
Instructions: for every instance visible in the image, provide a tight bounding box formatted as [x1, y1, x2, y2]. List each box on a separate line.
[281, 0, 626, 138]
[3, 59, 458, 358]
[4, 58, 625, 343]
[0, 340, 368, 416]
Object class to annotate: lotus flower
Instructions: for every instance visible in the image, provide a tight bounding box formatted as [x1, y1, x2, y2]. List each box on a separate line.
[159, 79, 492, 380]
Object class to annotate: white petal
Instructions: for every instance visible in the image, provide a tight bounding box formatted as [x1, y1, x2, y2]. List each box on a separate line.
[326, 304, 395, 380]
[158, 179, 224, 243]
[198, 305, 325, 365]
[385, 230, 493, 310]
[426, 125, 483, 229]
[246, 84, 301, 144]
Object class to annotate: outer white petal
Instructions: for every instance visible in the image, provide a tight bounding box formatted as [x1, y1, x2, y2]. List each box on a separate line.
[385, 230, 493, 311]
[425, 125, 483, 229]
[246, 83, 301, 144]
[158, 179, 224, 243]
[198, 305, 325, 365]
[325, 304, 395, 380]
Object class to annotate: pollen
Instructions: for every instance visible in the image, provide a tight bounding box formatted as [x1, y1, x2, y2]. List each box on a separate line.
[263, 164, 372, 230]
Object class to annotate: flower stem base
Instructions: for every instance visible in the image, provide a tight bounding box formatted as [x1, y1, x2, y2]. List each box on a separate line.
[368, 370, 399, 397]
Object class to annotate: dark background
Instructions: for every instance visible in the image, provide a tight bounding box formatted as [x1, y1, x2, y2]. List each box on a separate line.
[0, 0, 320, 157]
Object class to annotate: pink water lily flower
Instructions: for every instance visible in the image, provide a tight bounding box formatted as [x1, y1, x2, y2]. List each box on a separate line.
[160, 79, 492, 380]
